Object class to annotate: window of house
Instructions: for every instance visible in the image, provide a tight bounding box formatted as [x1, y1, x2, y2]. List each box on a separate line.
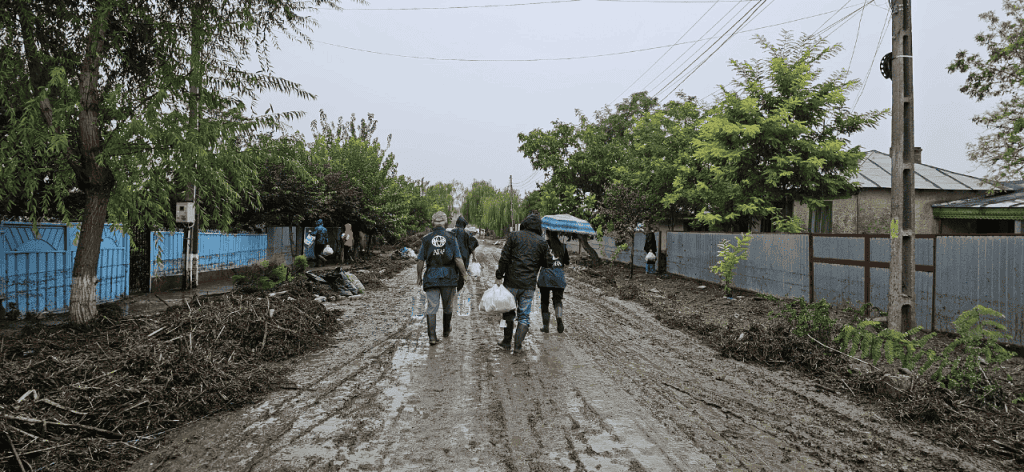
[809, 201, 833, 233]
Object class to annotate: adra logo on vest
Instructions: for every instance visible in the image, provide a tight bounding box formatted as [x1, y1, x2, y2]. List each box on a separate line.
[431, 235, 446, 247]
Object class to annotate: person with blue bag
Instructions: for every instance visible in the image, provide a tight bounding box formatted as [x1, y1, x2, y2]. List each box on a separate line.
[415, 211, 470, 345]
[538, 230, 570, 333]
[495, 213, 553, 354]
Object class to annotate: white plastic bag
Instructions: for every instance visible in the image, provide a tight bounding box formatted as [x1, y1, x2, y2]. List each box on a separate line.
[322, 245, 334, 256]
[480, 284, 516, 313]
[467, 262, 481, 277]
[645, 251, 656, 262]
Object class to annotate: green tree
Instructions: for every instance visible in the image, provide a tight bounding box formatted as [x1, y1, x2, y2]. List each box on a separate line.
[665, 33, 887, 231]
[597, 182, 661, 276]
[948, 0, 1024, 181]
[518, 92, 662, 222]
[1, 0, 357, 323]
[613, 96, 708, 229]
[460, 180, 523, 237]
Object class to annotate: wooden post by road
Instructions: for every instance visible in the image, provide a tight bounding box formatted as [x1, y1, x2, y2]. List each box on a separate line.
[888, 0, 916, 332]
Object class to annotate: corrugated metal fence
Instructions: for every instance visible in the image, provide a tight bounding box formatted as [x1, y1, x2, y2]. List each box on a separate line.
[1, 221, 129, 313]
[591, 231, 1023, 346]
[151, 231, 267, 277]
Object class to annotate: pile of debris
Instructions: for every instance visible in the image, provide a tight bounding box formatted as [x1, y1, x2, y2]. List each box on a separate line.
[0, 288, 341, 471]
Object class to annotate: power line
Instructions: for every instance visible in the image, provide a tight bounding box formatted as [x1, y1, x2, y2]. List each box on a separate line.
[325, 1, 581, 11]
[647, 0, 750, 98]
[309, 3, 878, 63]
[610, 0, 722, 104]
[846, 0, 869, 73]
[811, 0, 855, 36]
[640, 1, 741, 98]
[655, 0, 771, 101]
[853, 13, 890, 109]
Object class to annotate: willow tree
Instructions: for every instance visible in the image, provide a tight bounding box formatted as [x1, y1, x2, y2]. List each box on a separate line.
[0, 0, 361, 323]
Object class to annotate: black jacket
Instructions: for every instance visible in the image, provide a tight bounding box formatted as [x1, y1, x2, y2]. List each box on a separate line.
[644, 232, 658, 254]
[451, 216, 478, 262]
[496, 213, 553, 290]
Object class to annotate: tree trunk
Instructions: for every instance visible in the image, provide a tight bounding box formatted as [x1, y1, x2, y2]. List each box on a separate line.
[579, 237, 601, 266]
[69, 10, 113, 324]
[629, 238, 635, 278]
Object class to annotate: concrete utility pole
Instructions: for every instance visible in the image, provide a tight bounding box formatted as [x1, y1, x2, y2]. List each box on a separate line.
[888, 0, 916, 332]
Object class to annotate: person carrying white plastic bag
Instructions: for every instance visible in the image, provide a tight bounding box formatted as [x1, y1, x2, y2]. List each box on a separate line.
[479, 284, 516, 312]
[493, 213, 554, 354]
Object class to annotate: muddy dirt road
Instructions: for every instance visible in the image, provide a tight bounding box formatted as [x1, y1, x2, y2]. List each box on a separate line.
[131, 244, 1004, 471]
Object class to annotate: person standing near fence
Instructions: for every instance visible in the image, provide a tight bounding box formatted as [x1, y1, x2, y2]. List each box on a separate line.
[313, 219, 328, 267]
[416, 211, 470, 345]
[644, 227, 658, 274]
[343, 223, 355, 262]
[538, 230, 570, 333]
[495, 213, 553, 354]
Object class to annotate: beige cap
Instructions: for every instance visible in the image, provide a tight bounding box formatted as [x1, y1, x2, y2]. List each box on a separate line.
[431, 211, 447, 226]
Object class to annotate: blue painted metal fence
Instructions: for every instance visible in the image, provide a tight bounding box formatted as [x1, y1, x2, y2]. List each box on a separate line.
[0, 221, 129, 313]
[151, 231, 267, 277]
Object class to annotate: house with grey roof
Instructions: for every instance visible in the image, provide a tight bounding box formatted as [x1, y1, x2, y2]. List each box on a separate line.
[932, 180, 1024, 233]
[792, 149, 1012, 234]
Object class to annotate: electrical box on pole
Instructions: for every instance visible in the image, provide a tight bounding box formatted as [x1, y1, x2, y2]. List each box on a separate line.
[175, 202, 195, 224]
[887, 0, 916, 333]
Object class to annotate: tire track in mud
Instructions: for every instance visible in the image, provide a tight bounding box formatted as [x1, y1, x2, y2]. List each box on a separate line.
[559, 271, 1001, 471]
[131, 244, 1004, 471]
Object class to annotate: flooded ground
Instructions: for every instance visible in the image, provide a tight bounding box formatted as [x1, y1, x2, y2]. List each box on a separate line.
[130, 244, 1007, 471]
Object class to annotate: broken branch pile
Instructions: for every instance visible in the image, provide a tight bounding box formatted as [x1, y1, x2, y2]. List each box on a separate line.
[0, 289, 340, 471]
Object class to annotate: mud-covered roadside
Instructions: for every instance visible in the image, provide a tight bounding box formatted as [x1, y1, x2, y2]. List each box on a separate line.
[575, 254, 1024, 469]
[125, 243, 1013, 471]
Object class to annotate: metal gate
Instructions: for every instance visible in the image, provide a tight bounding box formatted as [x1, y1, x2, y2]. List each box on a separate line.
[0, 221, 130, 314]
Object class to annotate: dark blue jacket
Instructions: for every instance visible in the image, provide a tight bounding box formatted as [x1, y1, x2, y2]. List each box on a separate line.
[538, 239, 570, 289]
[450, 216, 477, 262]
[496, 214, 553, 290]
[314, 220, 328, 244]
[418, 226, 462, 289]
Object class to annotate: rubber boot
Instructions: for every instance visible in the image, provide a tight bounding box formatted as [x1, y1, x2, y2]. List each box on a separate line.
[498, 312, 514, 349]
[443, 311, 453, 337]
[427, 313, 439, 345]
[513, 323, 529, 354]
[555, 306, 564, 333]
[540, 311, 550, 333]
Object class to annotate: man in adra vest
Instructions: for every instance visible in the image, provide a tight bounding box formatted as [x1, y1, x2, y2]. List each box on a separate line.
[416, 211, 470, 345]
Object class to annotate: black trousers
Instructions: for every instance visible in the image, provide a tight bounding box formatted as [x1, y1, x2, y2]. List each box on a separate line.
[313, 242, 326, 265]
[539, 287, 563, 314]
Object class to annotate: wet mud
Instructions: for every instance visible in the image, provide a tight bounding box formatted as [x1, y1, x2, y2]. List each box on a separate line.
[131, 245, 1006, 471]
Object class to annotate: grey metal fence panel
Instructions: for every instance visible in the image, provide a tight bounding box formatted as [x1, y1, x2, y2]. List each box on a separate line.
[812, 236, 864, 308]
[814, 263, 863, 308]
[815, 236, 864, 260]
[267, 227, 295, 266]
[735, 233, 809, 299]
[936, 236, 1024, 345]
[632, 233, 649, 269]
[665, 232, 720, 283]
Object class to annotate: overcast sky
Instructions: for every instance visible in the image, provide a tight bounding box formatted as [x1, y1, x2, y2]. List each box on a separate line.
[257, 0, 1006, 196]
